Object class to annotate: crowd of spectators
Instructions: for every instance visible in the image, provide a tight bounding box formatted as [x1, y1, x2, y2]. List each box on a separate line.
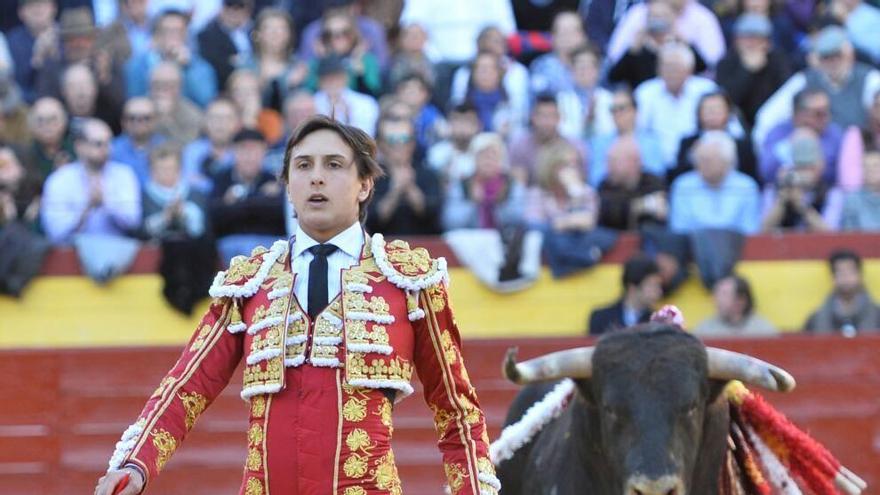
[0, 0, 878, 331]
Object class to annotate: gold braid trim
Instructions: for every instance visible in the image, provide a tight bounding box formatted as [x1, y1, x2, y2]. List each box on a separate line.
[127, 301, 233, 475]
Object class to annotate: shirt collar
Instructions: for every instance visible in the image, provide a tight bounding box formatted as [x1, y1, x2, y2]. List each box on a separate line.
[293, 221, 364, 260]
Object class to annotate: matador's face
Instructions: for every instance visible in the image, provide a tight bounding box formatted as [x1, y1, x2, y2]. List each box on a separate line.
[286, 129, 372, 241]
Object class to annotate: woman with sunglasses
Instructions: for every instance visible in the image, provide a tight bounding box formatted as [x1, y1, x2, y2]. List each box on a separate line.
[305, 11, 382, 97]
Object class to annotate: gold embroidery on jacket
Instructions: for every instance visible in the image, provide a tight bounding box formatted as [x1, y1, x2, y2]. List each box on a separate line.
[250, 328, 282, 355]
[369, 296, 390, 315]
[245, 477, 264, 495]
[315, 312, 343, 337]
[178, 391, 207, 430]
[444, 462, 468, 493]
[189, 323, 212, 352]
[346, 354, 413, 382]
[343, 453, 369, 479]
[429, 403, 453, 437]
[371, 451, 402, 495]
[386, 240, 432, 275]
[248, 423, 264, 446]
[428, 284, 447, 312]
[439, 329, 458, 364]
[345, 428, 374, 452]
[250, 304, 271, 324]
[458, 394, 482, 425]
[344, 291, 370, 312]
[343, 422, 376, 480]
[376, 398, 393, 429]
[265, 256, 290, 284]
[342, 395, 368, 422]
[224, 256, 262, 284]
[345, 269, 370, 285]
[267, 295, 288, 315]
[477, 456, 494, 474]
[251, 396, 266, 417]
[243, 356, 284, 389]
[343, 486, 367, 495]
[247, 446, 262, 471]
[151, 429, 177, 472]
[346, 320, 390, 347]
[343, 293, 392, 316]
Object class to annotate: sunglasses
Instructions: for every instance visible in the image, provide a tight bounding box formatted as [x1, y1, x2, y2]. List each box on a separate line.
[610, 103, 633, 113]
[125, 113, 154, 123]
[383, 133, 413, 145]
[322, 28, 351, 41]
[804, 107, 830, 118]
[34, 114, 61, 125]
[82, 138, 109, 147]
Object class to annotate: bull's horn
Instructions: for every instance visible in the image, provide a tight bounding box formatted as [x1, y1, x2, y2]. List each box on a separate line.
[706, 348, 796, 392]
[503, 346, 595, 384]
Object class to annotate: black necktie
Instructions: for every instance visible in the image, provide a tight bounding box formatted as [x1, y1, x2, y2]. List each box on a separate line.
[307, 244, 338, 319]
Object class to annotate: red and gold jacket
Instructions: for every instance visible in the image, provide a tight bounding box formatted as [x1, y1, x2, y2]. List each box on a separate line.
[106, 234, 500, 495]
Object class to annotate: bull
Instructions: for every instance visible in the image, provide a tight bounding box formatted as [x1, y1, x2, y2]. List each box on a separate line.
[495, 325, 796, 495]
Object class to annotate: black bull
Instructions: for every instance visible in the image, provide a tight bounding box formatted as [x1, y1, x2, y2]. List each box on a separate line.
[496, 326, 795, 495]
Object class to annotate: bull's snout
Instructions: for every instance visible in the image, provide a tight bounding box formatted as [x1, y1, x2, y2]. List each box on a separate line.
[625, 474, 684, 495]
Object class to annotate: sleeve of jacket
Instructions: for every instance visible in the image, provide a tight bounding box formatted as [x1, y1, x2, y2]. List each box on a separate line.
[411, 281, 500, 495]
[105, 297, 244, 487]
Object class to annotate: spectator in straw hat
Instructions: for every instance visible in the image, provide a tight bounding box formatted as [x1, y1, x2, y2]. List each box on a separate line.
[35, 7, 126, 132]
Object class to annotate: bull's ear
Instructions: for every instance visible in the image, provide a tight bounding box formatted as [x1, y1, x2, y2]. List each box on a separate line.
[573, 378, 597, 406]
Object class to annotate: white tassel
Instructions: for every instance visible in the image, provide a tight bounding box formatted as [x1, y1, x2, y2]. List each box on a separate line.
[245, 348, 283, 365]
[227, 322, 247, 333]
[240, 382, 282, 400]
[267, 286, 291, 300]
[107, 420, 145, 471]
[346, 311, 395, 324]
[346, 343, 393, 355]
[347, 378, 414, 400]
[321, 312, 343, 328]
[345, 283, 373, 293]
[478, 472, 502, 490]
[310, 357, 342, 368]
[284, 355, 306, 368]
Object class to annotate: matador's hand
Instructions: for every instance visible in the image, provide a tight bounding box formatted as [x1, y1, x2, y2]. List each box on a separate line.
[95, 467, 144, 495]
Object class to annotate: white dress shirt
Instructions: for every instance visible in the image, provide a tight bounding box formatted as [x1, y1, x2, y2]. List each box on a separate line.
[291, 222, 364, 314]
[634, 75, 718, 166]
[40, 161, 142, 245]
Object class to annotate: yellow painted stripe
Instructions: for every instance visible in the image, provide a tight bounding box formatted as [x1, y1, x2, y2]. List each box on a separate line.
[3, 261, 880, 348]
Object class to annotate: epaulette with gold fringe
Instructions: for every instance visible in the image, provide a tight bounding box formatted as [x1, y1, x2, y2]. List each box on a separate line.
[371, 233, 448, 292]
